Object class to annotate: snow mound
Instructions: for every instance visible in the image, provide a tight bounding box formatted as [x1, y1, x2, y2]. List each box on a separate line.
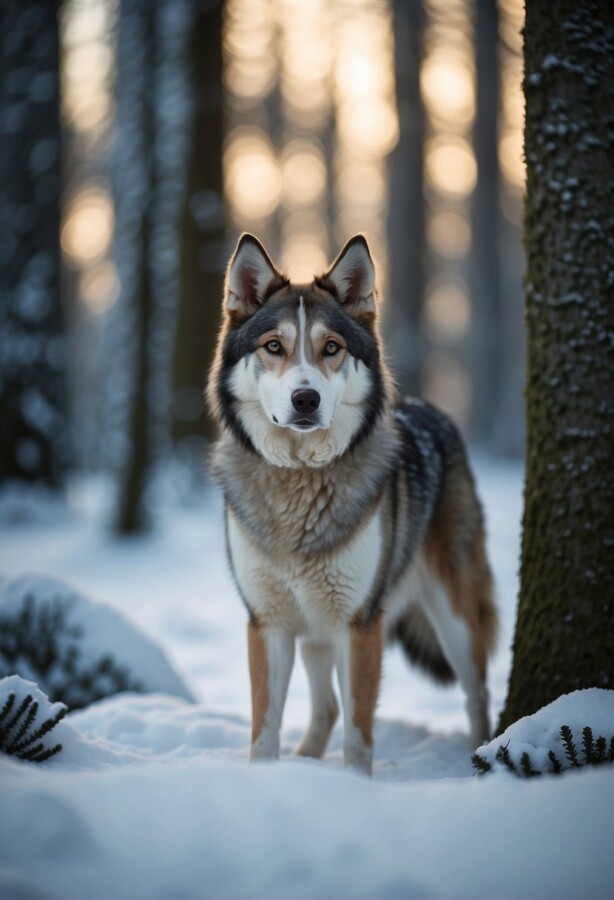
[0, 574, 192, 708]
[476, 688, 614, 775]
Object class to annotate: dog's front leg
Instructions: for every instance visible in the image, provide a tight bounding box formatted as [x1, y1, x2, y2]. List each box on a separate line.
[334, 612, 383, 776]
[247, 621, 295, 761]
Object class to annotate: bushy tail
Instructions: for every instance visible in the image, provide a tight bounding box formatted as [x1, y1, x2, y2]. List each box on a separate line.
[389, 605, 457, 685]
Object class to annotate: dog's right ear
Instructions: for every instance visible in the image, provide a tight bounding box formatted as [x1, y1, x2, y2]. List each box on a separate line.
[224, 234, 284, 319]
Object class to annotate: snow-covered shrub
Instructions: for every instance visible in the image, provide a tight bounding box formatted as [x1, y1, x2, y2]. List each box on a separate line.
[473, 688, 614, 777]
[0, 574, 193, 709]
[0, 675, 67, 763]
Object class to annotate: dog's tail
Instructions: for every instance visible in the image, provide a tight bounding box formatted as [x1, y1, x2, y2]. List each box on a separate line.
[389, 605, 457, 685]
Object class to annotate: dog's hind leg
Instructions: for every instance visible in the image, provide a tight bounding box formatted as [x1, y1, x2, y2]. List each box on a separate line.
[248, 622, 295, 761]
[296, 640, 339, 759]
[334, 612, 384, 776]
[419, 583, 491, 748]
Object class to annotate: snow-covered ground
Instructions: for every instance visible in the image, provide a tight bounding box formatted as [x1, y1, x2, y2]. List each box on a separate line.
[1, 460, 613, 899]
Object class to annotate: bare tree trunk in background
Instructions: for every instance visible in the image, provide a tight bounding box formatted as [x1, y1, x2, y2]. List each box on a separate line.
[468, 0, 501, 445]
[499, 0, 614, 732]
[0, 0, 67, 488]
[172, 0, 226, 450]
[114, 0, 157, 533]
[385, 0, 425, 397]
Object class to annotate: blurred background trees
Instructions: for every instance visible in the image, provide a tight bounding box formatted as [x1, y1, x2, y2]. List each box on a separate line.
[1, 0, 68, 489]
[1, 0, 527, 530]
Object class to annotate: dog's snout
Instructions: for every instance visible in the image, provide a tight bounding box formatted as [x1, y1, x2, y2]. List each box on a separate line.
[291, 389, 320, 414]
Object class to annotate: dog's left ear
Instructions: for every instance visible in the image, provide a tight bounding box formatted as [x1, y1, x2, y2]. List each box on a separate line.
[225, 233, 284, 319]
[319, 235, 376, 318]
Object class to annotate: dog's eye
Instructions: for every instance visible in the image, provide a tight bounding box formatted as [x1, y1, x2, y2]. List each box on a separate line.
[323, 340, 341, 356]
[264, 339, 282, 355]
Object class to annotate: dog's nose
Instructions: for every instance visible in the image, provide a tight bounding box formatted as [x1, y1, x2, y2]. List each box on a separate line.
[291, 389, 320, 414]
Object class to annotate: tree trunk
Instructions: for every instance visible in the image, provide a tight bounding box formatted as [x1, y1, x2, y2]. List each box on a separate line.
[172, 0, 226, 449]
[0, 0, 67, 488]
[384, 0, 425, 398]
[469, 0, 502, 444]
[113, 0, 157, 533]
[499, 0, 614, 732]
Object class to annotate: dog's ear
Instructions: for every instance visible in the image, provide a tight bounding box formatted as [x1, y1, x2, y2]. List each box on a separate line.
[318, 235, 376, 318]
[225, 234, 284, 319]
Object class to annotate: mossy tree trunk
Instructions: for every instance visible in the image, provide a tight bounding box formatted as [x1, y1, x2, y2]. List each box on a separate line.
[499, 0, 614, 732]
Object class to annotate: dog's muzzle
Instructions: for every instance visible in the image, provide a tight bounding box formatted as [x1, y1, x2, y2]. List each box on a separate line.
[290, 389, 321, 429]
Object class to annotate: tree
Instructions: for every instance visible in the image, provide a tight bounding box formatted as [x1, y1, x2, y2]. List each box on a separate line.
[0, 0, 68, 488]
[112, 0, 157, 533]
[112, 0, 201, 532]
[499, 0, 614, 732]
[384, 0, 426, 397]
[468, 0, 502, 444]
[172, 0, 226, 450]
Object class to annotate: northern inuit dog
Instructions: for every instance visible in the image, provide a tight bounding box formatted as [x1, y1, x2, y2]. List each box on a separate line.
[208, 233, 497, 775]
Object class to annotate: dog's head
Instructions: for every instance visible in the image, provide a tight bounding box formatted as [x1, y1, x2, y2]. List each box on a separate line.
[208, 234, 393, 467]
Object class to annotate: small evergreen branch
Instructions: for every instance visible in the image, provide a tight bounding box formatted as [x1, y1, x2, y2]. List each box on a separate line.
[7, 700, 39, 751]
[26, 744, 63, 763]
[548, 750, 563, 774]
[495, 742, 517, 773]
[520, 752, 540, 778]
[3, 694, 33, 739]
[594, 736, 606, 764]
[10, 706, 67, 754]
[0, 686, 66, 764]
[582, 726, 595, 764]
[560, 725, 581, 767]
[0, 692, 15, 723]
[0, 594, 143, 710]
[471, 752, 492, 774]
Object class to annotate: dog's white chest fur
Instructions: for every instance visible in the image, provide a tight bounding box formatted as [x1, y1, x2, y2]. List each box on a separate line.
[227, 505, 382, 635]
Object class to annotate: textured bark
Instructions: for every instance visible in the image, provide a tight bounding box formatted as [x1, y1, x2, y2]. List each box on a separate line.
[384, 0, 425, 397]
[0, 0, 67, 486]
[499, 0, 614, 731]
[172, 0, 225, 446]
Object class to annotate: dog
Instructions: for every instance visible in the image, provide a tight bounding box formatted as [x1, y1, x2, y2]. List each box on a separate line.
[208, 233, 497, 775]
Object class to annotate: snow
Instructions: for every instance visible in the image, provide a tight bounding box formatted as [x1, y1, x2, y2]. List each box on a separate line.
[0, 573, 193, 705]
[476, 688, 614, 775]
[0, 460, 613, 899]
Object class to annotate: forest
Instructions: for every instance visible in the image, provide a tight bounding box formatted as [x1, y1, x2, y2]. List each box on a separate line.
[0, 1, 612, 898]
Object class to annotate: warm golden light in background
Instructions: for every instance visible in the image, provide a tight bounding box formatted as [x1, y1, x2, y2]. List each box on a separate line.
[420, 53, 474, 129]
[425, 135, 477, 197]
[79, 259, 120, 314]
[61, 0, 114, 138]
[61, 188, 114, 266]
[423, 280, 471, 343]
[224, 0, 397, 290]
[499, 0, 525, 223]
[225, 127, 282, 221]
[58, 0, 526, 426]
[282, 141, 327, 207]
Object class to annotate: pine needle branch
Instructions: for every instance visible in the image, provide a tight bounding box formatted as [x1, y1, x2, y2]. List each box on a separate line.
[495, 742, 517, 773]
[520, 752, 540, 778]
[548, 750, 563, 774]
[471, 752, 492, 774]
[560, 725, 581, 767]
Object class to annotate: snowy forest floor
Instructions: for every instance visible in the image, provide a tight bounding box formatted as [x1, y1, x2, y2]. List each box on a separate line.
[1, 459, 613, 899]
